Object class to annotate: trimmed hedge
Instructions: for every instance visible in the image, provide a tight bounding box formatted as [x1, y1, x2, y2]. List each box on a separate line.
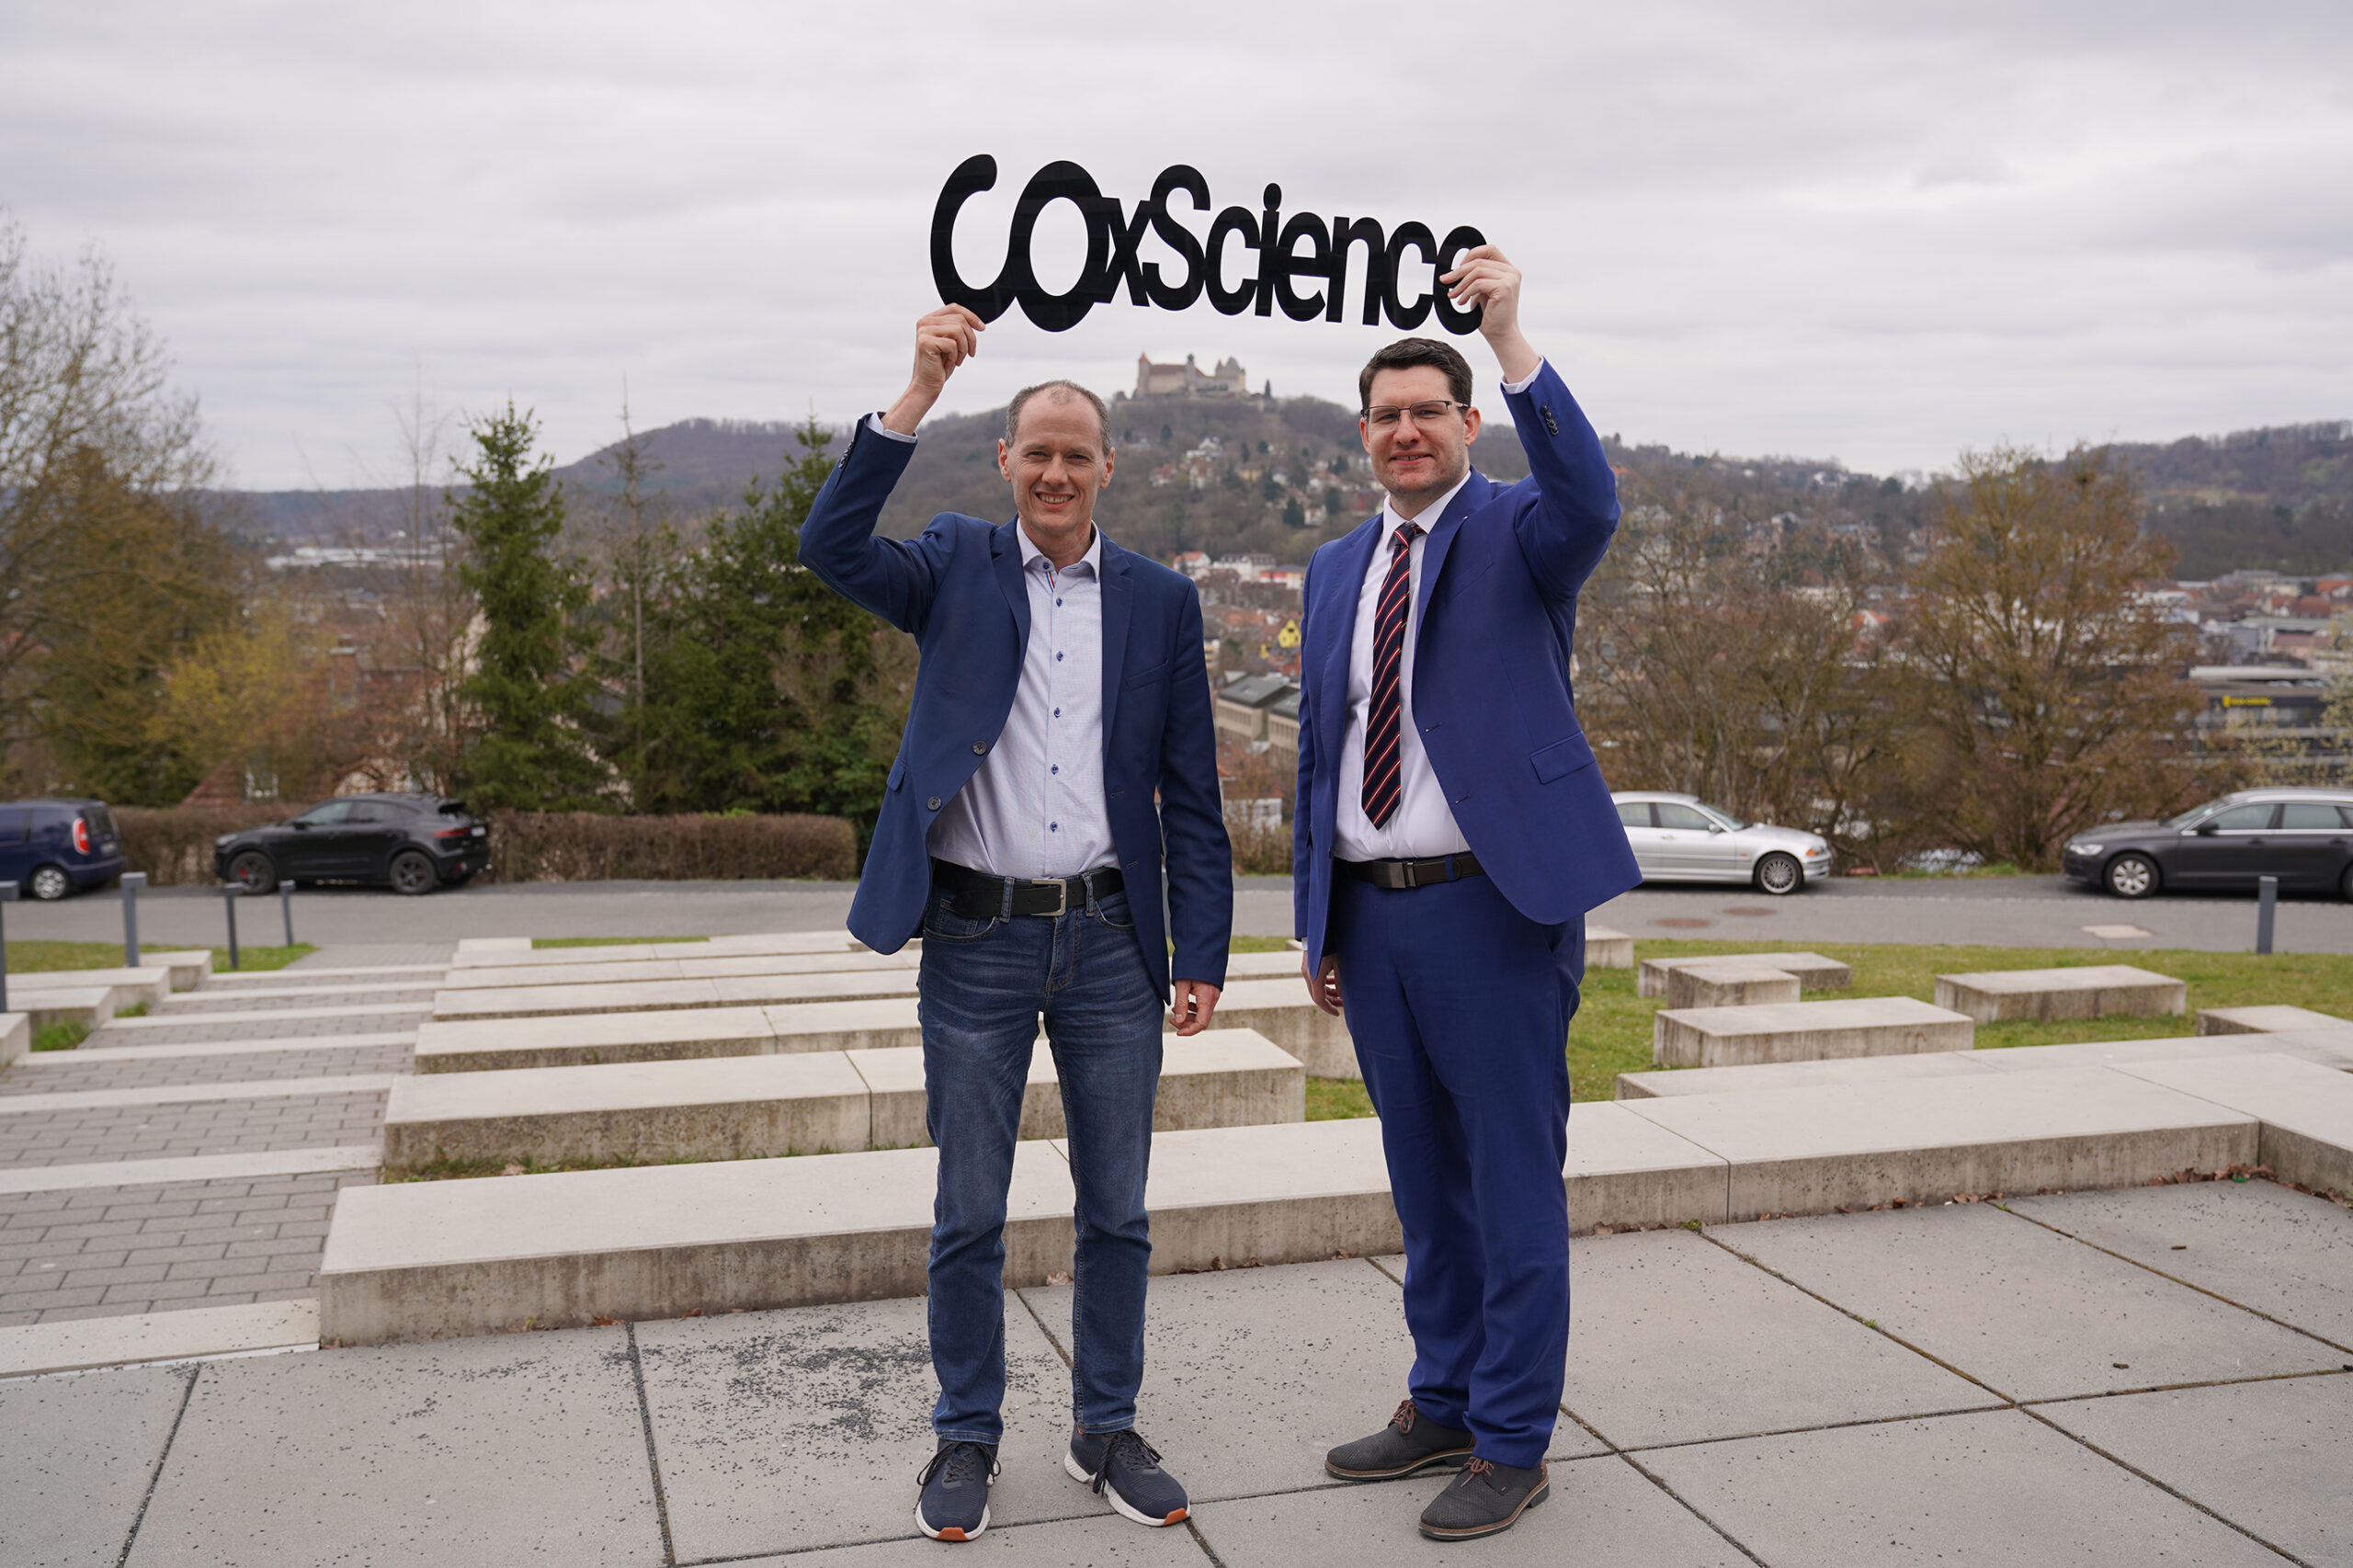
[111, 805, 858, 886]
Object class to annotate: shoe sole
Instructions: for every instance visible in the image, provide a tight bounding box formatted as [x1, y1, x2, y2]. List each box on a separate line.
[915, 1502, 990, 1542]
[1063, 1451, 1189, 1527]
[1324, 1447, 1475, 1483]
[1419, 1478, 1550, 1541]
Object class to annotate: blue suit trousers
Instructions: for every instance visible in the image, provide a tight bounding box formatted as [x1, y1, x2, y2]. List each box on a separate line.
[1333, 870, 1581, 1467]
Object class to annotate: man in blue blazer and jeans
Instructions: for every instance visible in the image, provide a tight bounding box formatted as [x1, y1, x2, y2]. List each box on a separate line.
[800, 306, 1233, 1543]
[1297, 249, 1641, 1541]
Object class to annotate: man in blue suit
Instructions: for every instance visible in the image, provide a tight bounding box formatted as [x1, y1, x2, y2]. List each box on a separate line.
[800, 306, 1233, 1543]
[1298, 250, 1641, 1541]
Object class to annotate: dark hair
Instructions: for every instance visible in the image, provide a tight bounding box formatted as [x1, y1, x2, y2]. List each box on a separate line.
[1358, 337, 1473, 412]
[1006, 380, 1110, 448]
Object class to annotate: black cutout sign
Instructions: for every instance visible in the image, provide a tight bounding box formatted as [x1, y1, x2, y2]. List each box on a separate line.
[930, 154, 1486, 336]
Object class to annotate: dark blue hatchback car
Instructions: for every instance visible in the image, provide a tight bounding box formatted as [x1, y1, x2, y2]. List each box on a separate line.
[0, 798, 128, 900]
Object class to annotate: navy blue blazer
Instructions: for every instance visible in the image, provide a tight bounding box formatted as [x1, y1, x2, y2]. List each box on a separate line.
[799, 419, 1233, 999]
[1293, 361, 1642, 965]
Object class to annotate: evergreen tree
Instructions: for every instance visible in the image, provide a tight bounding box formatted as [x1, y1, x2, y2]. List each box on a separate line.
[631, 417, 909, 838]
[449, 403, 608, 810]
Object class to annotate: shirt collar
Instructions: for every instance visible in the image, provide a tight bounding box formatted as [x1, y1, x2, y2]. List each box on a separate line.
[1383, 470, 1473, 539]
[1017, 522, 1102, 580]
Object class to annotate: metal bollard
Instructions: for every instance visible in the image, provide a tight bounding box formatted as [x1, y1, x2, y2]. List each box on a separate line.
[222, 883, 244, 971]
[2256, 875, 2278, 956]
[279, 881, 296, 948]
[121, 871, 146, 968]
[0, 882, 16, 1014]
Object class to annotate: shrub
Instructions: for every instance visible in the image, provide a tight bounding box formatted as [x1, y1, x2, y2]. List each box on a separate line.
[114, 805, 286, 885]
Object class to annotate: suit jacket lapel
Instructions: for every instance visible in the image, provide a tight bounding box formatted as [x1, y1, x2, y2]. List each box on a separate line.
[1411, 471, 1489, 638]
[1317, 516, 1382, 769]
[991, 521, 1032, 653]
[1098, 538, 1134, 742]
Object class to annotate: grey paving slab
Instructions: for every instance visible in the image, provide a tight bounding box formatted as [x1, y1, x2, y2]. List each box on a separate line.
[1715, 1203, 2346, 1400]
[632, 1292, 1078, 1560]
[1561, 1228, 1989, 1449]
[1642, 1407, 2287, 1566]
[126, 1326, 662, 1567]
[0, 1363, 191, 1568]
[2009, 1179, 2353, 1351]
[2035, 1374, 2353, 1566]
[1193, 1452, 1746, 1567]
[1029, 1258, 1604, 1507]
[732, 1513, 1211, 1564]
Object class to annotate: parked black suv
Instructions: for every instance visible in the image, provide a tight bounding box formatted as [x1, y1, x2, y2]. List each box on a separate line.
[213, 794, 490, 896]
[2063, 788, 2353, 900]
[0, 798, 128, 900]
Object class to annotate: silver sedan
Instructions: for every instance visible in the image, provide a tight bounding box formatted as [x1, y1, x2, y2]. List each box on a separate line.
[1610, 791, 1833, 895]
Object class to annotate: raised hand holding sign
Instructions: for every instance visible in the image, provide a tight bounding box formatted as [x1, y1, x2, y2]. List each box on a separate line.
[932, 154, 1488, 336]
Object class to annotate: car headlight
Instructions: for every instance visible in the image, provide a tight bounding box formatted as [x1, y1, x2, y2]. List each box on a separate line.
[1805, 846, 1826, 857]
[2066, 842, 2103, 857]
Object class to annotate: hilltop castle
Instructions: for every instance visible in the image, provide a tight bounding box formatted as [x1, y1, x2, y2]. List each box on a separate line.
[1131, 352, 1249, 399]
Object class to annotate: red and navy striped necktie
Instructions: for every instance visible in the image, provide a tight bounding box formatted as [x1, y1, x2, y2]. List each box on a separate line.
[1360, 521, 1423, 830]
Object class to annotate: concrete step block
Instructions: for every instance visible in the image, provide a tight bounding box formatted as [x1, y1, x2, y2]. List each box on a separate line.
[1105, 1119, 1403, 1270]
[384, 1053, 874, 1168]
[440, 949, 923, 992]
[1654, 996, 1973, 1068]
[1618, 1051, 2000, 1100]
[1969, 1033, 2353, 1075]
[850, 1029, 1303, 1149]
[1934, 964, 2186, 1024]
[1665, 962, 1802, 1010]
[2196, 1005, 2348, 1036]
[15, 986, 125, 1032]
[702, 931, 881, 956]
[0, 1299, 319, 1379]
[455, 936, 534, 956]
[431, 977, 730, 1022]
[10, 967, 174, 1008]
[2109, 1052, 2353, 1198]
[765, 999, 926, 1054]
[1586, 926, 1635, 969]
[1563, 1102, 1731, 1230]
[317, 1141, 1080, 1345]
[0, 1011, 26, 1065]
[1622, 1067, 2258, 1216]
[415, 1006, 779, 1073]
[136, 950, 214, 991]
[1639, 951, 1852, 998]
[1206, 978, 1359, 1079]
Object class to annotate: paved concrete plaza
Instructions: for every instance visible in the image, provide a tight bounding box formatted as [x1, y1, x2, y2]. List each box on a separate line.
[6, 1178, 2347, 1566]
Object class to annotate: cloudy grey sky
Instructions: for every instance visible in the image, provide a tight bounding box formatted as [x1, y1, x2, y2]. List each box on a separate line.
[5, 1, 2347, 490]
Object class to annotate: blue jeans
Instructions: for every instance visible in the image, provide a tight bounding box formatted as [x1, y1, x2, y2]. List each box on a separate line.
[918, 876, 1164, 1443]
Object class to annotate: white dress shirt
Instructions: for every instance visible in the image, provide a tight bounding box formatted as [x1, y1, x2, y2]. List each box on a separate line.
[1333, 361, 1545, 862]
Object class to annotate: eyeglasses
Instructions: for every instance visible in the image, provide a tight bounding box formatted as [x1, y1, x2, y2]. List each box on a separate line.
[1363, 400, 1468, 431]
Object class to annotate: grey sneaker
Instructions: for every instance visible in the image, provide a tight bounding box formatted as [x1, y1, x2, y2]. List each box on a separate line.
[1065, 1427, 1189, 1527]
[915, 1439, 999, 1542]
[1324, 1398, 1475, 1482]
[1419, 1457, 1550, 1540]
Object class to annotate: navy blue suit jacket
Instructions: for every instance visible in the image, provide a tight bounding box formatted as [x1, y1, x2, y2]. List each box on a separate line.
[1293, 362, 1641, 965]
[800, 419, 1233, 999]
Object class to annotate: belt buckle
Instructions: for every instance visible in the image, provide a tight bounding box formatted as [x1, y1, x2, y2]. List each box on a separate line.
[1028, 877, 1070, 916]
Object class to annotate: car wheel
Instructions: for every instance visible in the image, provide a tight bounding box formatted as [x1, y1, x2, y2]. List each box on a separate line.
[388, 850, 438, 896]
[227, 850, 278, 895]
[2105, 853, 2158, 900]
[27, 864, 71, 901]
[1754, 852, 1803, 895]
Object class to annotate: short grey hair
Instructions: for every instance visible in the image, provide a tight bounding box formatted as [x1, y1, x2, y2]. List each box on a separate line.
[1006, 380, 1110, 448]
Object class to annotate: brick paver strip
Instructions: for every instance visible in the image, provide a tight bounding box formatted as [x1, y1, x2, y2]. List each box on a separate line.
[0, 1167, 376, 1324]
[12, 1031, 415, 1065]
[0, 1092, 386, 1169]
[97, 1004, 431, 1030]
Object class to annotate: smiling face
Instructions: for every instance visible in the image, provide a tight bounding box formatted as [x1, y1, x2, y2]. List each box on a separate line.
[999, 390, 1112, 565]
[1360, 364, 1481, 517]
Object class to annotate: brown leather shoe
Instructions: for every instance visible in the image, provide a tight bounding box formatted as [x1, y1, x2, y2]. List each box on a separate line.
[1324, 1398, 1475, 1482]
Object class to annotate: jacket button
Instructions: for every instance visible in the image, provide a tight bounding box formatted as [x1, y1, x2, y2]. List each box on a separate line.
[972, 742, 987, 755]
[926, 796, 942, 811]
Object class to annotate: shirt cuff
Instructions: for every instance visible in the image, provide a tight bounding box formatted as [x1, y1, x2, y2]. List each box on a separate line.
[865, 412, 916, 445]
[1499, 358, 1546, 396]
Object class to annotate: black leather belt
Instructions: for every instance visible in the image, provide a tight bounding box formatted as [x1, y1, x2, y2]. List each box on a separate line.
[932, 858, 1124, 918]
[1339, 851, 1483, 890]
